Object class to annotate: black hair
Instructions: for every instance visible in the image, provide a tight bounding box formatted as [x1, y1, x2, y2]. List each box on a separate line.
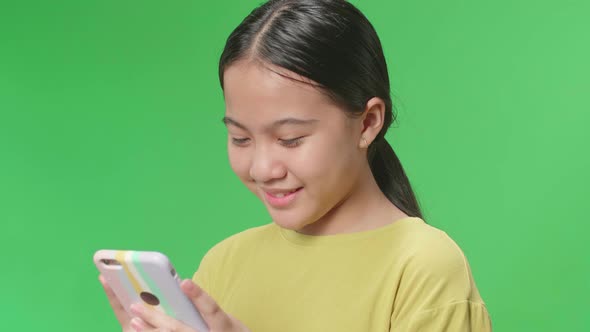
[218, 0, 423, 220]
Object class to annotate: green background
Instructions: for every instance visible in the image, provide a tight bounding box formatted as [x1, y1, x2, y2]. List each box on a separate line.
[1, 0, 588, 330]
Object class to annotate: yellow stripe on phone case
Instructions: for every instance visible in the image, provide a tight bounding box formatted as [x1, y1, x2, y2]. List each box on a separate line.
[130, 251, 175, 316]
[93, 249, 209, 331]
[116, 250, 164, 314]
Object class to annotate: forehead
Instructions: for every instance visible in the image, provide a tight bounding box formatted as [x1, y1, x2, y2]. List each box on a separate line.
[222, 61, 342, 122]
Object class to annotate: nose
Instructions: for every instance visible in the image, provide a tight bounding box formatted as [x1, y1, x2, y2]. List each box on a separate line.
[249, 145, 287, 183]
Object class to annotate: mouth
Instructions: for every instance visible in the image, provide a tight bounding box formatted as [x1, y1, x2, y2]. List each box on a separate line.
[263, 187, 303, 208]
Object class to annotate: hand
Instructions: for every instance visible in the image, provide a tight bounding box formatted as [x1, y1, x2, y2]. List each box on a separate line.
[98, 274, 135, 332]
[99, 274, 250, 332]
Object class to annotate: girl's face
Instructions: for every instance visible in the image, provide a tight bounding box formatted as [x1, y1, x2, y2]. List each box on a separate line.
[222, 61, 366, 233]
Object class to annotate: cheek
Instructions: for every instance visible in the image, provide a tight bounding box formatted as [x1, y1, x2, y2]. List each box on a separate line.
[228, 147, 251, 181]
[295, 137, 357, 183]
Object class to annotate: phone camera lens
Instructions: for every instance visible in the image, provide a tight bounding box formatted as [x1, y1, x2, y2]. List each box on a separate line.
[140, 291, 160, 306]
[102, 259, 120, 266]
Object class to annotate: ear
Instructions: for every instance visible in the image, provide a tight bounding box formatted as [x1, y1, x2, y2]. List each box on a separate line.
[358, 97, 386, 148]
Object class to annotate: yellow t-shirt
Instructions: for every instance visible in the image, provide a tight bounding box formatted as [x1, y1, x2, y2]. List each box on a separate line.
[192, 217, 492, 331]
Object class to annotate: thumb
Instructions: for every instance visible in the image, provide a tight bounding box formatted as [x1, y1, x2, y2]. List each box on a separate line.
[181, 279, 233, 329]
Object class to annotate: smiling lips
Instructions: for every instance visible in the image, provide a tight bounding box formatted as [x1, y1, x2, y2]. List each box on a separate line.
[263, 187, 303, 208]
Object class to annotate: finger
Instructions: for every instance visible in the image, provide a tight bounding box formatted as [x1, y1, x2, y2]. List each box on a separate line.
[181, 279, 232, 330]
[99, 274, 131, 325]
[130, 317, 154, 331]
[130, 303, 189, 331]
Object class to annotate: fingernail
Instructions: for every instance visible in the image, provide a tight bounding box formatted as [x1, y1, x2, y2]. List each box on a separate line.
[130, 317, 142, 331]
[130, 303, 142, 315]
[184, 280, 196, 291]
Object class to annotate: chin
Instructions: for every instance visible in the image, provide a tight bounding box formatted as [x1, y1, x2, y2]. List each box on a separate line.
[268, 210, 312, 231]
[270, 216, 305, 231]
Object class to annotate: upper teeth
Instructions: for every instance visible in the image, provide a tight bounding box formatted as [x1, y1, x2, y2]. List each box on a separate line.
[273, 189, 298, 198]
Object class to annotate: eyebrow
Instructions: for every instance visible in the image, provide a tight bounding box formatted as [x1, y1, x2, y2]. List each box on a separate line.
[222, 116, 318, 131]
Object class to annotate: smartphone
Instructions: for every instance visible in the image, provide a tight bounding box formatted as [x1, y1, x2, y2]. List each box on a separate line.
[94, 250, 209, 332]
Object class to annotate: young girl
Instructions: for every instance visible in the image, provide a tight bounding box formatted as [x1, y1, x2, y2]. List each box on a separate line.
[99, 0, 493, 330]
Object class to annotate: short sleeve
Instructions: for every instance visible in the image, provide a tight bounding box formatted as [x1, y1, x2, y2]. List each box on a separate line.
[404, 301, 492, 331]
[389, 228, 492, 331]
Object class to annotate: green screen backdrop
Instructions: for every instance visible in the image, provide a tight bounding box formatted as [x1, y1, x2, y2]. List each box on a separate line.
[1, 0, 588, 331]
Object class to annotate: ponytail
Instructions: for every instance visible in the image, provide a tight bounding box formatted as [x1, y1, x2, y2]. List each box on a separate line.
[368, 138, 424, 220]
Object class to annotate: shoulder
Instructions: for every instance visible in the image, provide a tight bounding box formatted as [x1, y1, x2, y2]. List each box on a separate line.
[192, 223, 275, 294]
[204, 222, 276, 257]
[389, 219, 489, 326]
[393, 219, 484, 306]
[195, 222, 276, 273]
[399, 221, 469, 277]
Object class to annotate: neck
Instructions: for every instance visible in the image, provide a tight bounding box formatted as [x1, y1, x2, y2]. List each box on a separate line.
[297, 164, 408, 236]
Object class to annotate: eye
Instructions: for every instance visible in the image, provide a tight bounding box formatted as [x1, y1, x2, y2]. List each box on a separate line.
[279, 136, 304, 148]
[231, 137, 250, 146]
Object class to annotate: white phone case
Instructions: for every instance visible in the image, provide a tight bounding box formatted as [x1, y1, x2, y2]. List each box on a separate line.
[94, 250, 209, 332]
